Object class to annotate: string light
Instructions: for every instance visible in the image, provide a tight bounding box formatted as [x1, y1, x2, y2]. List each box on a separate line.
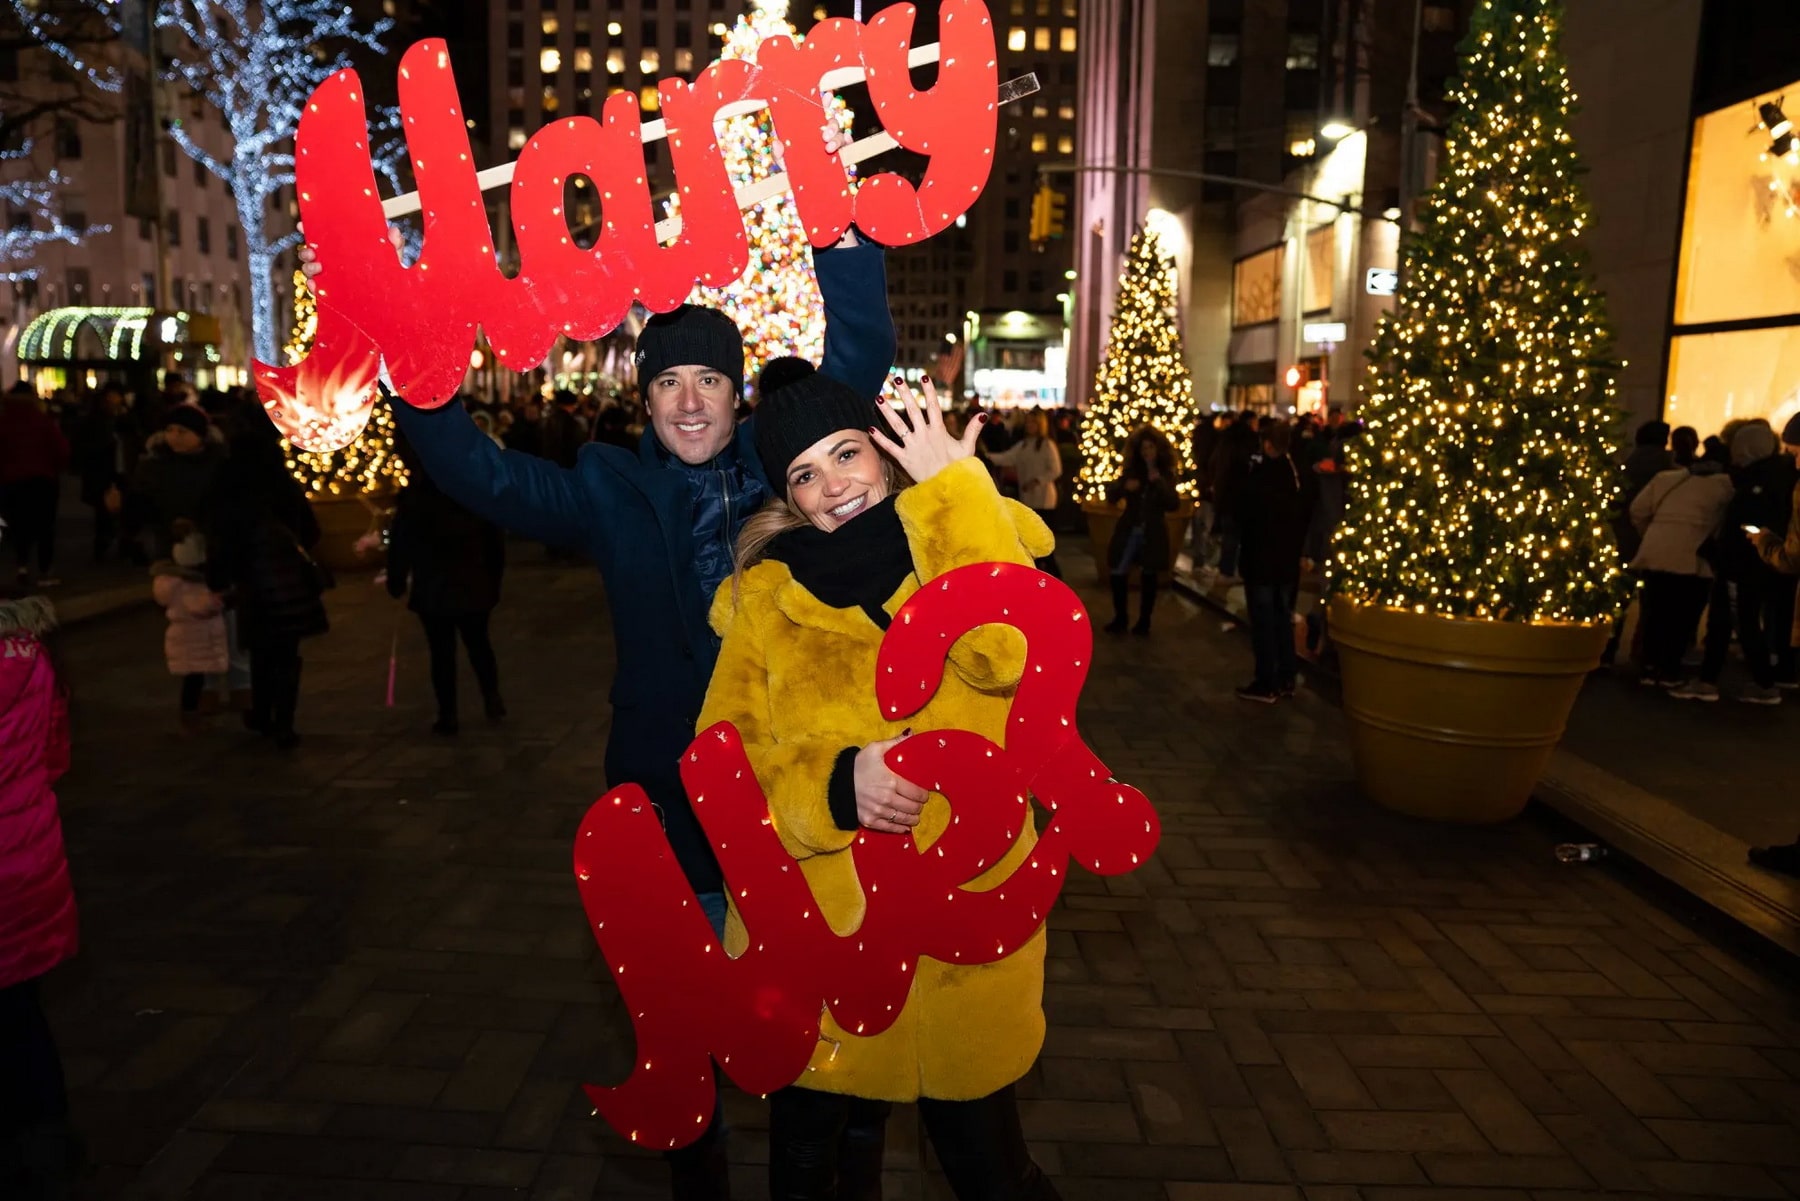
[281, 269, 410, 496]
[1328, 0, 1626, 626]
[681, 1, 855, 390]
[1072, 227, 1199, 502]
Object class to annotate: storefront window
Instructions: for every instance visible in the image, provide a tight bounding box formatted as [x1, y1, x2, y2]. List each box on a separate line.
[1669, 76, 1800, 435]
[1666, 325, 1800, 440]
[1233, 246, 1282, 327]
[1303, 224, 1334, 314]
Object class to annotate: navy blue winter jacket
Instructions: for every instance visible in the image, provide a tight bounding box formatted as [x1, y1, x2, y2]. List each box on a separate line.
[390, 240, 895, 895]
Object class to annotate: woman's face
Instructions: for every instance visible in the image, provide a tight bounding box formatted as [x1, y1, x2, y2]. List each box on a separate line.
[1026, 411, 1048, 439]
[786, 428, 890, 532]
[1138, 438, 1158, 463]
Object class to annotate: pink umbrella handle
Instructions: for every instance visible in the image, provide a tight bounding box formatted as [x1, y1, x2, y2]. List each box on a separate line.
[385, 633, 398, 708]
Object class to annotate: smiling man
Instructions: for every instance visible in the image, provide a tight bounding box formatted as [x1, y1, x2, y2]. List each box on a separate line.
[377, 231, 893, 1199]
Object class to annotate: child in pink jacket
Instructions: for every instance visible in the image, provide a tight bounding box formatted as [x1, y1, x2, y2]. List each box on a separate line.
[151, 525, 228, 732]
[0, 590, 79, 1198]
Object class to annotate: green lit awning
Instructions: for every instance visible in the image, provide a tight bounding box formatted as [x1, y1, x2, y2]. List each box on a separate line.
[17, 306, 223, 365]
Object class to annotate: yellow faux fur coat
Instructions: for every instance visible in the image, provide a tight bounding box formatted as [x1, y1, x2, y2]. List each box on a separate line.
[700, 458, 1054, 1103]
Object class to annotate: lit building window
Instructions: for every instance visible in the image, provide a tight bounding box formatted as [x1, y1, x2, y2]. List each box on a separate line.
[541, 15, 557, 36]
[1030, 131, 1047, 152]
[607, 20, 623, 36]
[1208, 34, 1238, 67]
[1057, 134, 1073, 154]
[1031, 100, 1048, 119]
[711, 21, 728, 35]
[542, 85, 559, 112]
[1009, 0, 1024, 13]
[1286, 33, 1319, 71]
[1007, 26, 1027, 52]
[1034, 27, 1050, 51]
[640, 49, 660, 73]
[1062, 0, 1076, 15]
[813, 4, 827, 19]
[574, 48, 593, 72]
[1058, 101, 1075, 121]
[675, 48, 694, 72]
[540, 47, 561, 73]
[1422, 3, 1456, 32]
[607, 49, 626, 75]
[1060, 27, 1076, 52]
[640, 85, 661, 110]
[508, 127, 527, 150]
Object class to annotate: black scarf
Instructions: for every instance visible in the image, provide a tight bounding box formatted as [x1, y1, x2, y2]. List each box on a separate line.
[765, 497, 913, 627]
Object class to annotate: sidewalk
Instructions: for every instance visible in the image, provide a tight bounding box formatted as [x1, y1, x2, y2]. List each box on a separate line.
[17, 477, 159, 625]
[44, 560, 1800, 1199]
[1168, 551, 1800, 957]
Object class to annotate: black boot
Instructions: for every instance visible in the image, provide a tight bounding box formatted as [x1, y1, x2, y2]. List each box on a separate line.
[667, 1121, 730, 1201]
[1133, 573, 1159, 635]
[1105, 574, 1130, 633]
[835, 1099, 891, 1201]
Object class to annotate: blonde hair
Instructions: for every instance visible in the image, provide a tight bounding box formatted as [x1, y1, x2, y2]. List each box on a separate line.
[731, 453, 911, 604]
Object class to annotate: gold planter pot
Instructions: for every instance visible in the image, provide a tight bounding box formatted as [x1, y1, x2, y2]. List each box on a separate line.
[308, 491, 394, 574]
[1328, 597, 1608, 823]
[1081, 500, 1194, 584]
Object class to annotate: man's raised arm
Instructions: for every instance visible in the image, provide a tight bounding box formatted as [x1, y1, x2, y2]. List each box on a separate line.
[815, 235, 898, 399]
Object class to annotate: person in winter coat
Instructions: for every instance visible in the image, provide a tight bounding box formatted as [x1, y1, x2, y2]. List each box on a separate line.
[385, 465, 507, 735]
[704, 374, 1058, 1201]
[981, 408, 1063, 577]
[71, 386, 127, 564]
[1236, 421, 1316, 703]
[115, 405, 227, 560]
[0, 590, 79, 1201]
[1748, 414, 1800, 877]
[1679, 422, 1794, 704]
[205, 414, 328, 750]
[0, 382, 71, 589]
[1629, 454, 1734, 687]
[152, 524, 231, 732]
[298, 125, 894, 1196]
[1208, 414, 1258, 578]
[1104, 426, 1180, 634]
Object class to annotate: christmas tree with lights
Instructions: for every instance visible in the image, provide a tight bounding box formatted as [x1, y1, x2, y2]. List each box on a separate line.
[282, 269, 410, 497]
[687, 0, 854, 392]
[1330, 0, 1623, 624]
[1073, 226, 1198, 502]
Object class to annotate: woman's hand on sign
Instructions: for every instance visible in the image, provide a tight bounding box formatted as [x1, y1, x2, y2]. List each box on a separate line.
[854, 734, 927, 834]
[869, 376, 982, 485]
[298, 221, 404, 282]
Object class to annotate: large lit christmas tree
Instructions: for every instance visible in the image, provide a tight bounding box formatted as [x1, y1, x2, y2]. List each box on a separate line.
[686, 0, 854, 390]
[1330, 0, 1623, 624]
[1073, 226, 1199, 501]
[282, 269, 409, 496]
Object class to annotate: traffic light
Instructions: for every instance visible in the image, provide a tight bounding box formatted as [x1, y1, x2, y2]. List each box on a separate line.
[1044, 188, 1067, 239]
[1029, 183, 1069, 243]
[1029, 185, 1051, 243]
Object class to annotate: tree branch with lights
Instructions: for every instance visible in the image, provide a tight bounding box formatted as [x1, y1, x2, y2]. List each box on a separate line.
[1329, 0, 1625, 624]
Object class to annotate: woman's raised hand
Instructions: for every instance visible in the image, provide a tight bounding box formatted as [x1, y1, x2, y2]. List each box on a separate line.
[867, 376, 983, 485]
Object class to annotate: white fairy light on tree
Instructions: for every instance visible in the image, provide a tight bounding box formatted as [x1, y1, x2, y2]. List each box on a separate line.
[0, 147, 107, 282]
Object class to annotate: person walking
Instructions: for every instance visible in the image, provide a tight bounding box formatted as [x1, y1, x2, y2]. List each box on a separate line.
[0, 383, 71, 590]
[1236, 421, 1314, 702]
[982, 408, 1063, 577]
[1207, 413, 1258, 580]
[1629, 450, 1733, 688]
[298, 122, 894, 1195]
[115, 405, 226, 560]
[151, 524, 231, 733]
[1104, 427, 1180, 635]
[0, 587, 79, 1201]
[705, 374, 1059, 1201]
[385, 463, 507, 736]
[205, 413, 329, 750]
[70, 386, 127, 564]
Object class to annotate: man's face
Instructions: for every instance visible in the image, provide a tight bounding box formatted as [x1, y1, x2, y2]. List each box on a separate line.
[164, 425, 204, 455]
[645, 365, 736, 464]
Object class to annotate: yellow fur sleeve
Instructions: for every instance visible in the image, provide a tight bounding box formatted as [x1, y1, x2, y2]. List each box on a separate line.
[895, 458, 1051, 694]
[700, 575, 860, 861]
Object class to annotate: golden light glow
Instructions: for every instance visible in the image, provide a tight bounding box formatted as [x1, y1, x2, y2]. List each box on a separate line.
[282, 270, 410, 497]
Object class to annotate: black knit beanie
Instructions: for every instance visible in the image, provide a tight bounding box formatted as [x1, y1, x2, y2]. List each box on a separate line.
[163, 404, 209, 438]
[1784, 412, 1800, 447]
[635, 305, 746, 397]
[755, 373, 884, 496]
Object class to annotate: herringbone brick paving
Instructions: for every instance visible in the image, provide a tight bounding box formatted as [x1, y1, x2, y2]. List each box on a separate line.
[45, 563, 1800, 1199]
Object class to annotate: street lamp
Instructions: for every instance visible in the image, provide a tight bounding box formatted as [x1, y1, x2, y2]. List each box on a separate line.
[1319, 119, 1356, 142]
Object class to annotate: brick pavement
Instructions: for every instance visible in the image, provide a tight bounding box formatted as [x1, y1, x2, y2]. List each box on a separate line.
[43, 558, 1800, 1200]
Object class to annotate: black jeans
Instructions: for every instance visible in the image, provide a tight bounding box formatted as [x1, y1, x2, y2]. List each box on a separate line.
[770, 1084, 1059, 1201]
[418, 612, 501, 722]
[1700, 569, 1776, 687]
[0, 478, 58, 575]
[0, 978, 74, 1200]
[1639, 571, 1710, 681]
[249, 635, 304, 735]
[1245, 582, 1298, 689]
[179, 673, 206, 713]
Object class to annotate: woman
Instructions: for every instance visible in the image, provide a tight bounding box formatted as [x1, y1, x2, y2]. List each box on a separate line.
[385, 460, 507, 735]
[1628, 447, 1733, 688]
[206, 412, 329, 749]
[1105, 426, 1180, 635]
[983, 408, 1064, 578]
[0, 588, 78, 1200]
[701, 373, 1060, 1201]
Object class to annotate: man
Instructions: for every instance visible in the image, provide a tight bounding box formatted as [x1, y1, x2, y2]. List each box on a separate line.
[1749, 414, 1800, 877]
[0, 382, 70, 589]
[1236, 420, 1315, 703]
[304, 223, 893, 1197]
